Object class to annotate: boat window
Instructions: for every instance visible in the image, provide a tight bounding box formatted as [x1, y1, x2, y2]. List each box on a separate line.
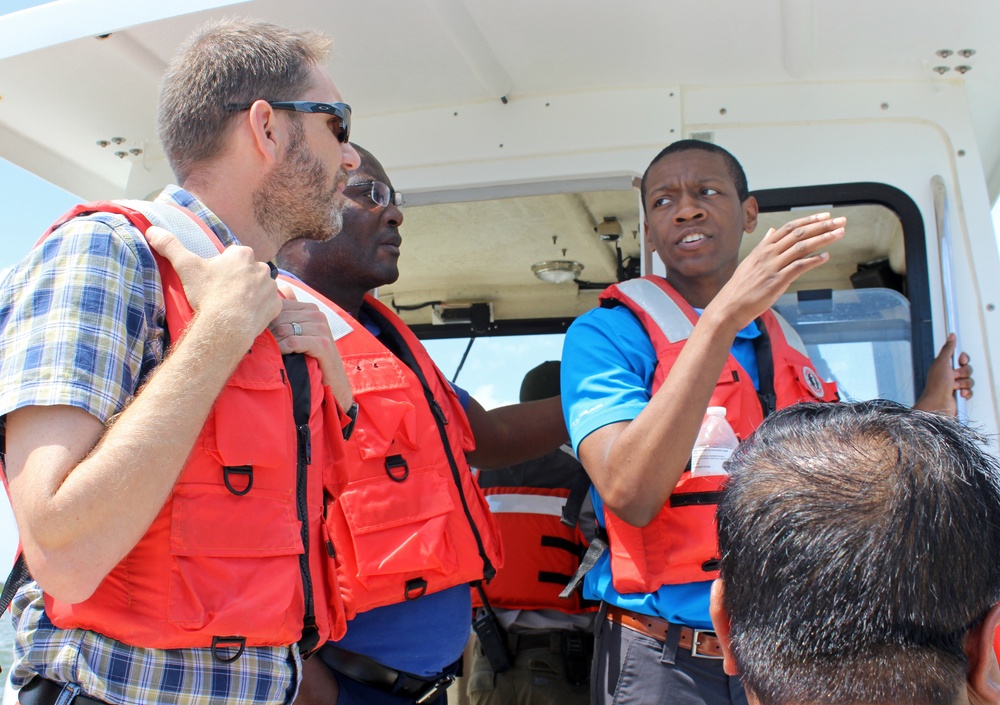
[752, 184, 932, 404]
[424, 333, 565, 408]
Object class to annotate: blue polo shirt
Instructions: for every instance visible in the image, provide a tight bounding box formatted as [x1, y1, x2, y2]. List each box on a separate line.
[561, 303, 759, 628]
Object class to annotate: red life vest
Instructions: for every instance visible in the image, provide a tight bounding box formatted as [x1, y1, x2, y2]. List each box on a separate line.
[277, 278, 503, 619]
[599, 276, 839, 594]
[34, 201, 346, 654]
[473, 448, 595, 614]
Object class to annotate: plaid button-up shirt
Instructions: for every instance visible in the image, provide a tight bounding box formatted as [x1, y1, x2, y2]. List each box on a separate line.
[0, 186, 301, 705]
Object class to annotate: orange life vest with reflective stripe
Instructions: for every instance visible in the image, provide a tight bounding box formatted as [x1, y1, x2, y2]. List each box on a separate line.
[277, 280, 503, 619]
[473, 448, 595, 613]
[599, 276, 838, 594]
[36, 201, 346, 653]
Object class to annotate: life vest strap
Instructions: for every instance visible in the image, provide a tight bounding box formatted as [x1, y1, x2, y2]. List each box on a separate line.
[559, 533, 608, 599]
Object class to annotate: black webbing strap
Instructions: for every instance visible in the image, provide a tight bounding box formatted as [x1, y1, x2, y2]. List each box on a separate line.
[0, 553, 29, 618]
[560, 471, 592, 529]
[559, 532, 607, 599]
[751, 318, 777, 418]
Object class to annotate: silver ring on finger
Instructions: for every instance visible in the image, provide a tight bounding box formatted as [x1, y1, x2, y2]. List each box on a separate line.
[291, 322, 303, 337]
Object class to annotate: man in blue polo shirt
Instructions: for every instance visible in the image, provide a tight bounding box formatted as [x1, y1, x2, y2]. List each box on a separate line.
[561, 139, 974, 705]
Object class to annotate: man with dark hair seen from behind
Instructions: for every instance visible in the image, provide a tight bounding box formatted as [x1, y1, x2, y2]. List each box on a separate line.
[712, 400, 1000, 705]
[0, 19, 360, 705]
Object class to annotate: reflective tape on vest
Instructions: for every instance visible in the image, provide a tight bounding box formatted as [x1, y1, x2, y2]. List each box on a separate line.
[486, 493, 567, 517]
[614, 278, 694, 343]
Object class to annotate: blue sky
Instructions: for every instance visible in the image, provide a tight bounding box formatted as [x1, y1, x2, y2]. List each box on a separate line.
[0, 1, 80, 273]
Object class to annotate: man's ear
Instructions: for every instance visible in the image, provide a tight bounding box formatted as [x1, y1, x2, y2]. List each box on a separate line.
[743, 195, 759, 235]
[247, 99, 282, 164]
[709, 579, 740, 677]
[965, 602, 1000, 704]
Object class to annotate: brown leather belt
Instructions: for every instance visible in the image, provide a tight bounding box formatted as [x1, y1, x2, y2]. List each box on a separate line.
[605, 604, 724, 659]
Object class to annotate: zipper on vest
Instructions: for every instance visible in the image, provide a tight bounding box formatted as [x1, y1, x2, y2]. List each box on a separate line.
[282, 353, 319, 655]
[429, 399, 448, 426]
[296, 422, 315, 630]
[423, 385, 496, 581]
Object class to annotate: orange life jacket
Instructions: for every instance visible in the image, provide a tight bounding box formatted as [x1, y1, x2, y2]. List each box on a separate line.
[599, 276, 839, 594]
[473, 448, 595, 613]
[33, 201, 346, 656]
[277, 279, 503, 619]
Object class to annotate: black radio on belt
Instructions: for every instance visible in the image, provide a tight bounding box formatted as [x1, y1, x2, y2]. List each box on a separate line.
[473, 584, 513, 673]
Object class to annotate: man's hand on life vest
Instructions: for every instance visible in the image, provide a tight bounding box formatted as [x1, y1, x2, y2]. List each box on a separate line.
[272, 285, 354, 409]
[913, 333, 974, 416]
[146, 226, 282, 350]
[711, 213, 846, 332]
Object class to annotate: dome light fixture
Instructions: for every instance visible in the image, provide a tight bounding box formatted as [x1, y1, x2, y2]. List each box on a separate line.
[532, 260, 583, 284]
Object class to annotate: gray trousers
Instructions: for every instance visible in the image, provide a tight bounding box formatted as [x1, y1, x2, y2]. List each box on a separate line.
[591, 605, 748, 705]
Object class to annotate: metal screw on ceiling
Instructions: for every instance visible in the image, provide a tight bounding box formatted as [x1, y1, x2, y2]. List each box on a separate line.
[955, 65, 972, 74]
[111, 136, 125, 144]
[129, 148, 143, 156]
[958, 49, 976, 58]
[719, 108, 727, 115]
[958, 149, 966, 157]
[880, 103, 889, 110]
[96, 140, 110, 148]
[933, 66, 950, 74]
[114, 151, 127, 159]
[936, 49, 953, 58]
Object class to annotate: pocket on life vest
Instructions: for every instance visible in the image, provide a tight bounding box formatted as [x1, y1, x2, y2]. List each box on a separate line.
[200, 381, 292, 486]
[337, 470, 459, 582]
[351, 395, 418, 460]
[167, 484, 303, 630]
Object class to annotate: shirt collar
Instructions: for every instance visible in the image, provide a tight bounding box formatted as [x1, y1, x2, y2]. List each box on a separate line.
[156, 185, 239, 248]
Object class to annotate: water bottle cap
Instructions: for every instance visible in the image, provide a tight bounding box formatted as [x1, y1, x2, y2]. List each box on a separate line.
[707, 406, 727, 416]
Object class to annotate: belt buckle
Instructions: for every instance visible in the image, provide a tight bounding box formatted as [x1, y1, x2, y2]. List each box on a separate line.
[690, 628, 723, 660]
[415, 674, 455, 704]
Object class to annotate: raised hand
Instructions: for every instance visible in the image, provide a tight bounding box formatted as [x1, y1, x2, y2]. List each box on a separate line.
[710, 213, 846, 331]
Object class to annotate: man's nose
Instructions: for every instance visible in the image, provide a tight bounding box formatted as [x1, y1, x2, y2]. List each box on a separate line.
[341, 142, 361, 171]
[673, 193, 706, 223]
[384, 202, 403, 227]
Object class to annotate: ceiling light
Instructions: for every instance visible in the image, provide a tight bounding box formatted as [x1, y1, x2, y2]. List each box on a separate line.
[532, 260, 583, 284]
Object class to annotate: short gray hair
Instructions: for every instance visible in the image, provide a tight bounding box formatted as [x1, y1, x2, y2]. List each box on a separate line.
[157, 18, 332, 183]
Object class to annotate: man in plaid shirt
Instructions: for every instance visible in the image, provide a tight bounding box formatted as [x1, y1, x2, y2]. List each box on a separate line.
[0, 19, 359, 705]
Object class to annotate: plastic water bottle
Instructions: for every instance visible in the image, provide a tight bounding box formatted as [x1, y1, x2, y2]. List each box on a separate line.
[690, 407, 739, 477]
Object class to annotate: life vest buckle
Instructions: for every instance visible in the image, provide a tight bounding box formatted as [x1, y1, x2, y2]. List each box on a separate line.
[385, 455, 409, 482]
[211, 635, 246, 663]
[222, 465, 254, 496]
[404, 577, 428, 601]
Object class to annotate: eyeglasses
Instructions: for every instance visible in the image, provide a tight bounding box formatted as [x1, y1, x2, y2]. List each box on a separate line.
[348, 181, 404, 209]
[226, 100, 351, 143]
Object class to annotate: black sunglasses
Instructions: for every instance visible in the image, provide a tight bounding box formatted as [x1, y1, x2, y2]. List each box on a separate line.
[226, 100, 352, 143]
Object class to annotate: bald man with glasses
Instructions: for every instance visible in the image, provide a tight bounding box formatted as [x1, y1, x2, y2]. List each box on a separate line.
[277, 145, 570, 705]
